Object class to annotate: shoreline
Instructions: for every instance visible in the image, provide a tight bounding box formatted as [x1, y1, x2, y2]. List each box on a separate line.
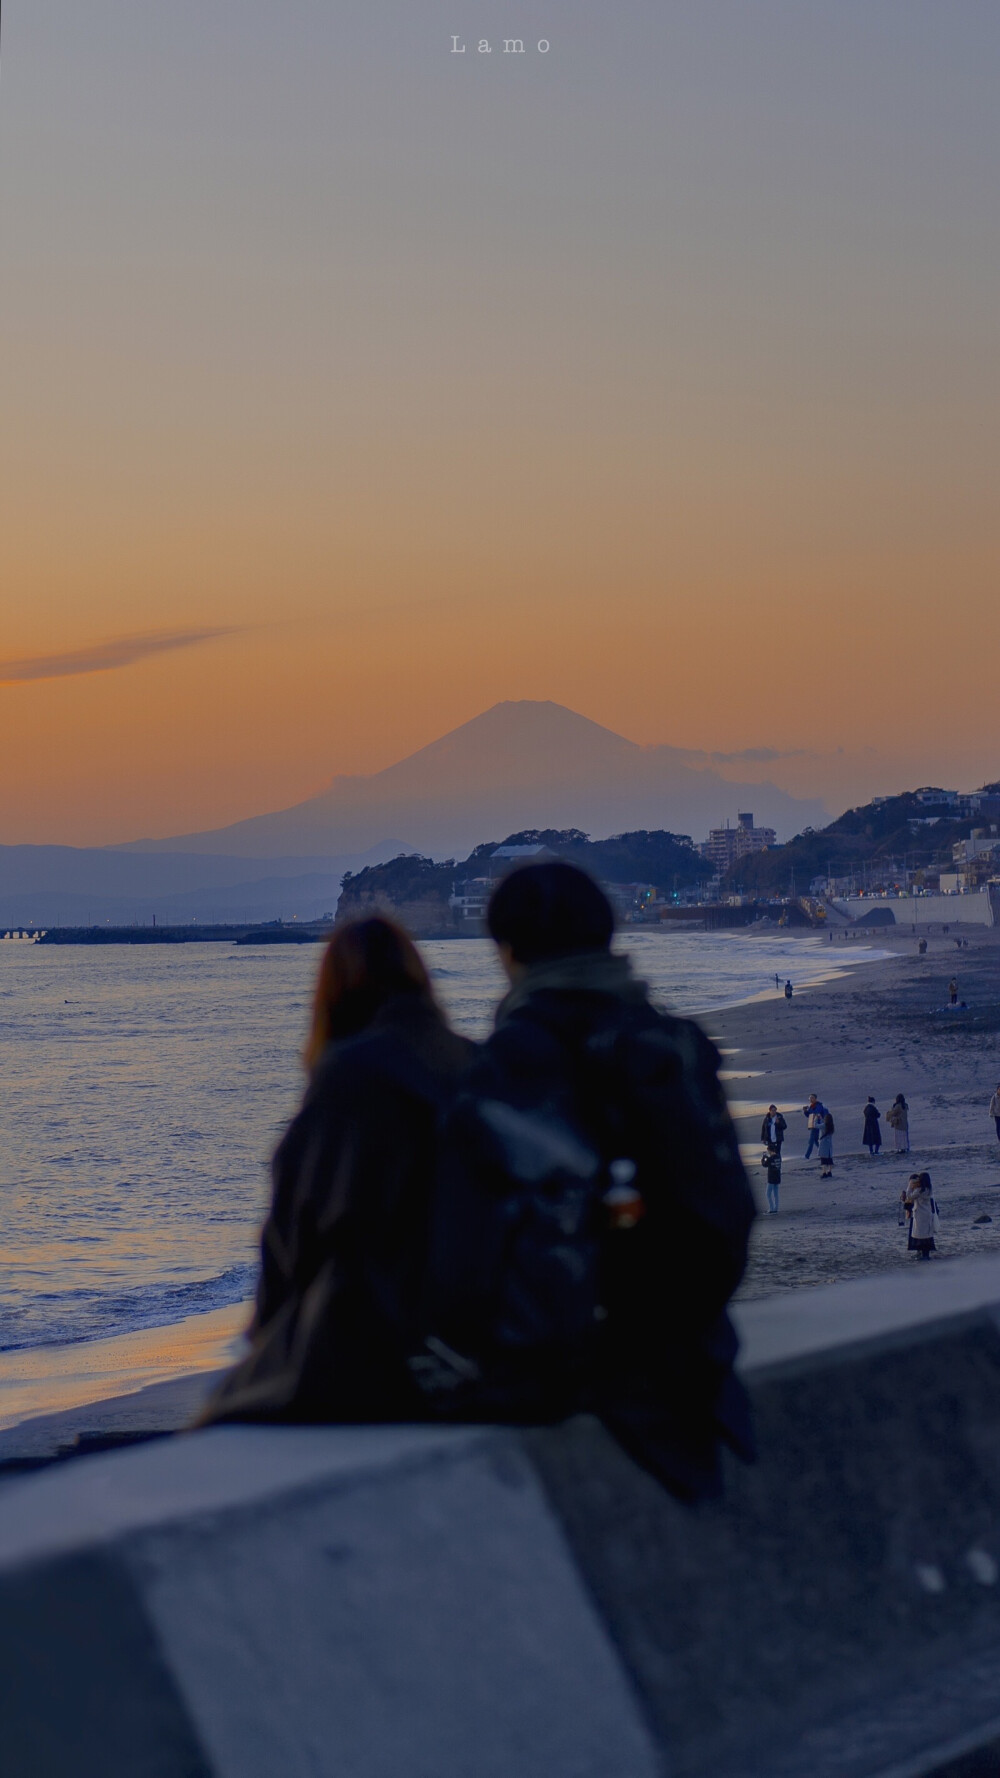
[711, 927, 1000, 1299]
[4, 927, 997, 1458]
[0, 1302, 247, 1450]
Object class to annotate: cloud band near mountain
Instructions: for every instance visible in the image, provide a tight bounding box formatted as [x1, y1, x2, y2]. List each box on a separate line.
[0, 627, 236, 685]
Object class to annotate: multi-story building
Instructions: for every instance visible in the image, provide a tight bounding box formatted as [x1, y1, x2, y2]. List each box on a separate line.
[701, 812, 776, 875]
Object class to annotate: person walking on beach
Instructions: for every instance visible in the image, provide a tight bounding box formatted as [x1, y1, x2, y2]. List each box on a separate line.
[784, 979, 794, 1000]
[990, 1084, 1000, 1145]
[199, 916, 474, 1425]
[760, 1105, 787, 1154]
[886, 1094, 910, 1153]
[818, 1110, 835, 1179]
[803, 1093, 827, 1159]
[949, 977, 959, 1006]
[902, 1172, 937, 1261]
[918, 937, 928, 955]
[862, 1097, 882, 1157]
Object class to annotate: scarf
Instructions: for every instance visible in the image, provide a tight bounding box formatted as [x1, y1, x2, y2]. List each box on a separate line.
[495, 948, 650, 1025]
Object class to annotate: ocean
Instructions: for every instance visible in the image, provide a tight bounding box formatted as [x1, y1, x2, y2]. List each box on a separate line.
[0, 931, 888, 1363]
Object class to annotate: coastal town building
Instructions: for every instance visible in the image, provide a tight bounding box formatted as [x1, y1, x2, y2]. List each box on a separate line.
[700, 812, 776, 874]
[604, 881, 658, 920]
[448, 841, 561, 921]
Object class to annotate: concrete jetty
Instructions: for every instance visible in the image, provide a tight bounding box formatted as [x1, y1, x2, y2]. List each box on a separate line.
[6, 1256, 1000, 1776]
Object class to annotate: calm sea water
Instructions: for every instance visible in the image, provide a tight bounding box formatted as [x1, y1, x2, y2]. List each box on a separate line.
[0, 932, 887, 1356]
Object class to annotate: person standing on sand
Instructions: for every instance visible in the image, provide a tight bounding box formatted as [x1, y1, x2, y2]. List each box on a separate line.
[784, 979, 794, 1000]
[862, 1098, 882, 1156]
[886, 1094, 910, 1153]
[803, 1093, 827, 1159]
[989, 1084, 1000, 1144]
[949, 977, 959, 1006]
[903, 1172, 937, 1261]
[760, 1105, 787, 1154]
[818, 1111, 835, 1179]
[763, 1145, 782, 1214]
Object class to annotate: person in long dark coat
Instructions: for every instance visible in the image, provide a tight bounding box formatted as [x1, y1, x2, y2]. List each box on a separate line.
[199, 917, 473, 1426]
[862, 1097, 882, 1156]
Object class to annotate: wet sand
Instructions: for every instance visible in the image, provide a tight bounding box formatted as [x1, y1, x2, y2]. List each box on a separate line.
[0, 1302, 246, 1459]
[714, 927, 1000, 1299]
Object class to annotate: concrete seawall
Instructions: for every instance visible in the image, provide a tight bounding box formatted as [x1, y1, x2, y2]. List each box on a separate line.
[7, 1259, 1000, 1777]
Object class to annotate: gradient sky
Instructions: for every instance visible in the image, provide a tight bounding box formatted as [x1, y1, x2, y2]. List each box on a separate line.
[1, 1, 997, 844]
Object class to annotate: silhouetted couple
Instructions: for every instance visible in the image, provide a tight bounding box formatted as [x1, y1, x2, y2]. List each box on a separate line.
[201, 863, 756, 1500]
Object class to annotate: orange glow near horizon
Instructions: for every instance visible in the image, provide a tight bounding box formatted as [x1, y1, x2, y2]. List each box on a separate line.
[1, 3, 997, 844]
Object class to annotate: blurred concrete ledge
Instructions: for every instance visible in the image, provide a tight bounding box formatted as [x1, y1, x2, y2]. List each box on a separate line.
[6, 1256, 1000, 1778]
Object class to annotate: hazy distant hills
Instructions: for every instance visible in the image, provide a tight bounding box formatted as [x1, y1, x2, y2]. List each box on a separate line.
[0, 842, 409, 927]
[1, 703, 828, 924]
[121, 702, 827, 861]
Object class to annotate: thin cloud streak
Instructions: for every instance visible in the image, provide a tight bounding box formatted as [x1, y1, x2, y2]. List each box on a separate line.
[0, 627, 238, 685]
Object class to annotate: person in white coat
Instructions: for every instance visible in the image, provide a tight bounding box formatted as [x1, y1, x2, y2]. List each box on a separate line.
[903, 1172, 936, 1261]
[887, 1095, 910, 1154]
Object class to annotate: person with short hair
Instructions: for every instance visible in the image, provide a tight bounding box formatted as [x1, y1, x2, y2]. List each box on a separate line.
[989, 1085, 1000, 1144]
[802, 1093, 827, 1159]
[760, 1105, 787, 1153]
[763, 1145, 782, 1214]
[478, 861, 756, 1500]
[862, 1097, 882, 1157]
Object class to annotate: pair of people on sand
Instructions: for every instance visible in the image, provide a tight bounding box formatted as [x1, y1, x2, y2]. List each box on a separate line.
[862, 1095, 910, 1156]
[200, 863, 757, 1501]
[900, 1172, 937, 1260]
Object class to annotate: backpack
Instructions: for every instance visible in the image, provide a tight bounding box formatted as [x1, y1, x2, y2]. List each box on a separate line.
[391, 1004, 755, 1442]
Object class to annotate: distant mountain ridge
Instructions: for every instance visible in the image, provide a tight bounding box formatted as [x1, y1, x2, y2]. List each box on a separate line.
[119, 701, 828, 860]
[0, 841, 410, 927]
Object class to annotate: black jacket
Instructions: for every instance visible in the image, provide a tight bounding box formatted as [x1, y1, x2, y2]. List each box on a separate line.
[760, 1112, 787, 1146]
[473, 955, 756, 1500]
[200, 994, 473, 1424]
[862, 1104, 882, 1142]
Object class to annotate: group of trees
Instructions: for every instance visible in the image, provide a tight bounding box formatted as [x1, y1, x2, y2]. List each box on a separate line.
[338, 784, 1000, 918]
[721, 787, 1000, 895]
[338, 827, 711, 921]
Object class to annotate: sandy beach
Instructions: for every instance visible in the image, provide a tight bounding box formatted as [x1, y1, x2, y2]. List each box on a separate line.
[0, 1304, 245, 1463]
[4, 925, 999, 1466]
[717, 927, 1000, 1298]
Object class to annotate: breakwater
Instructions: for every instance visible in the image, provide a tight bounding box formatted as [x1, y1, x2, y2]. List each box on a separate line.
[6, 1255, 1000, 1775]
[34, 923, 330, 945]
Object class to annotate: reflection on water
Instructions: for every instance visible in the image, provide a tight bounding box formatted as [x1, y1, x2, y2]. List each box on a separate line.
[0, 933, 888, 1360]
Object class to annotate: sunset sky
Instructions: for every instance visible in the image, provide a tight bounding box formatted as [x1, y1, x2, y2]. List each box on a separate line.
[1, 1, 997, 845]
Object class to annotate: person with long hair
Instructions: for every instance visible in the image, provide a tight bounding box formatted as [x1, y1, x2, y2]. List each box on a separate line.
[903, 1171, 937, 1261]
[200, 916, 473, 1424]
[887, 1094, 910, 1153]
